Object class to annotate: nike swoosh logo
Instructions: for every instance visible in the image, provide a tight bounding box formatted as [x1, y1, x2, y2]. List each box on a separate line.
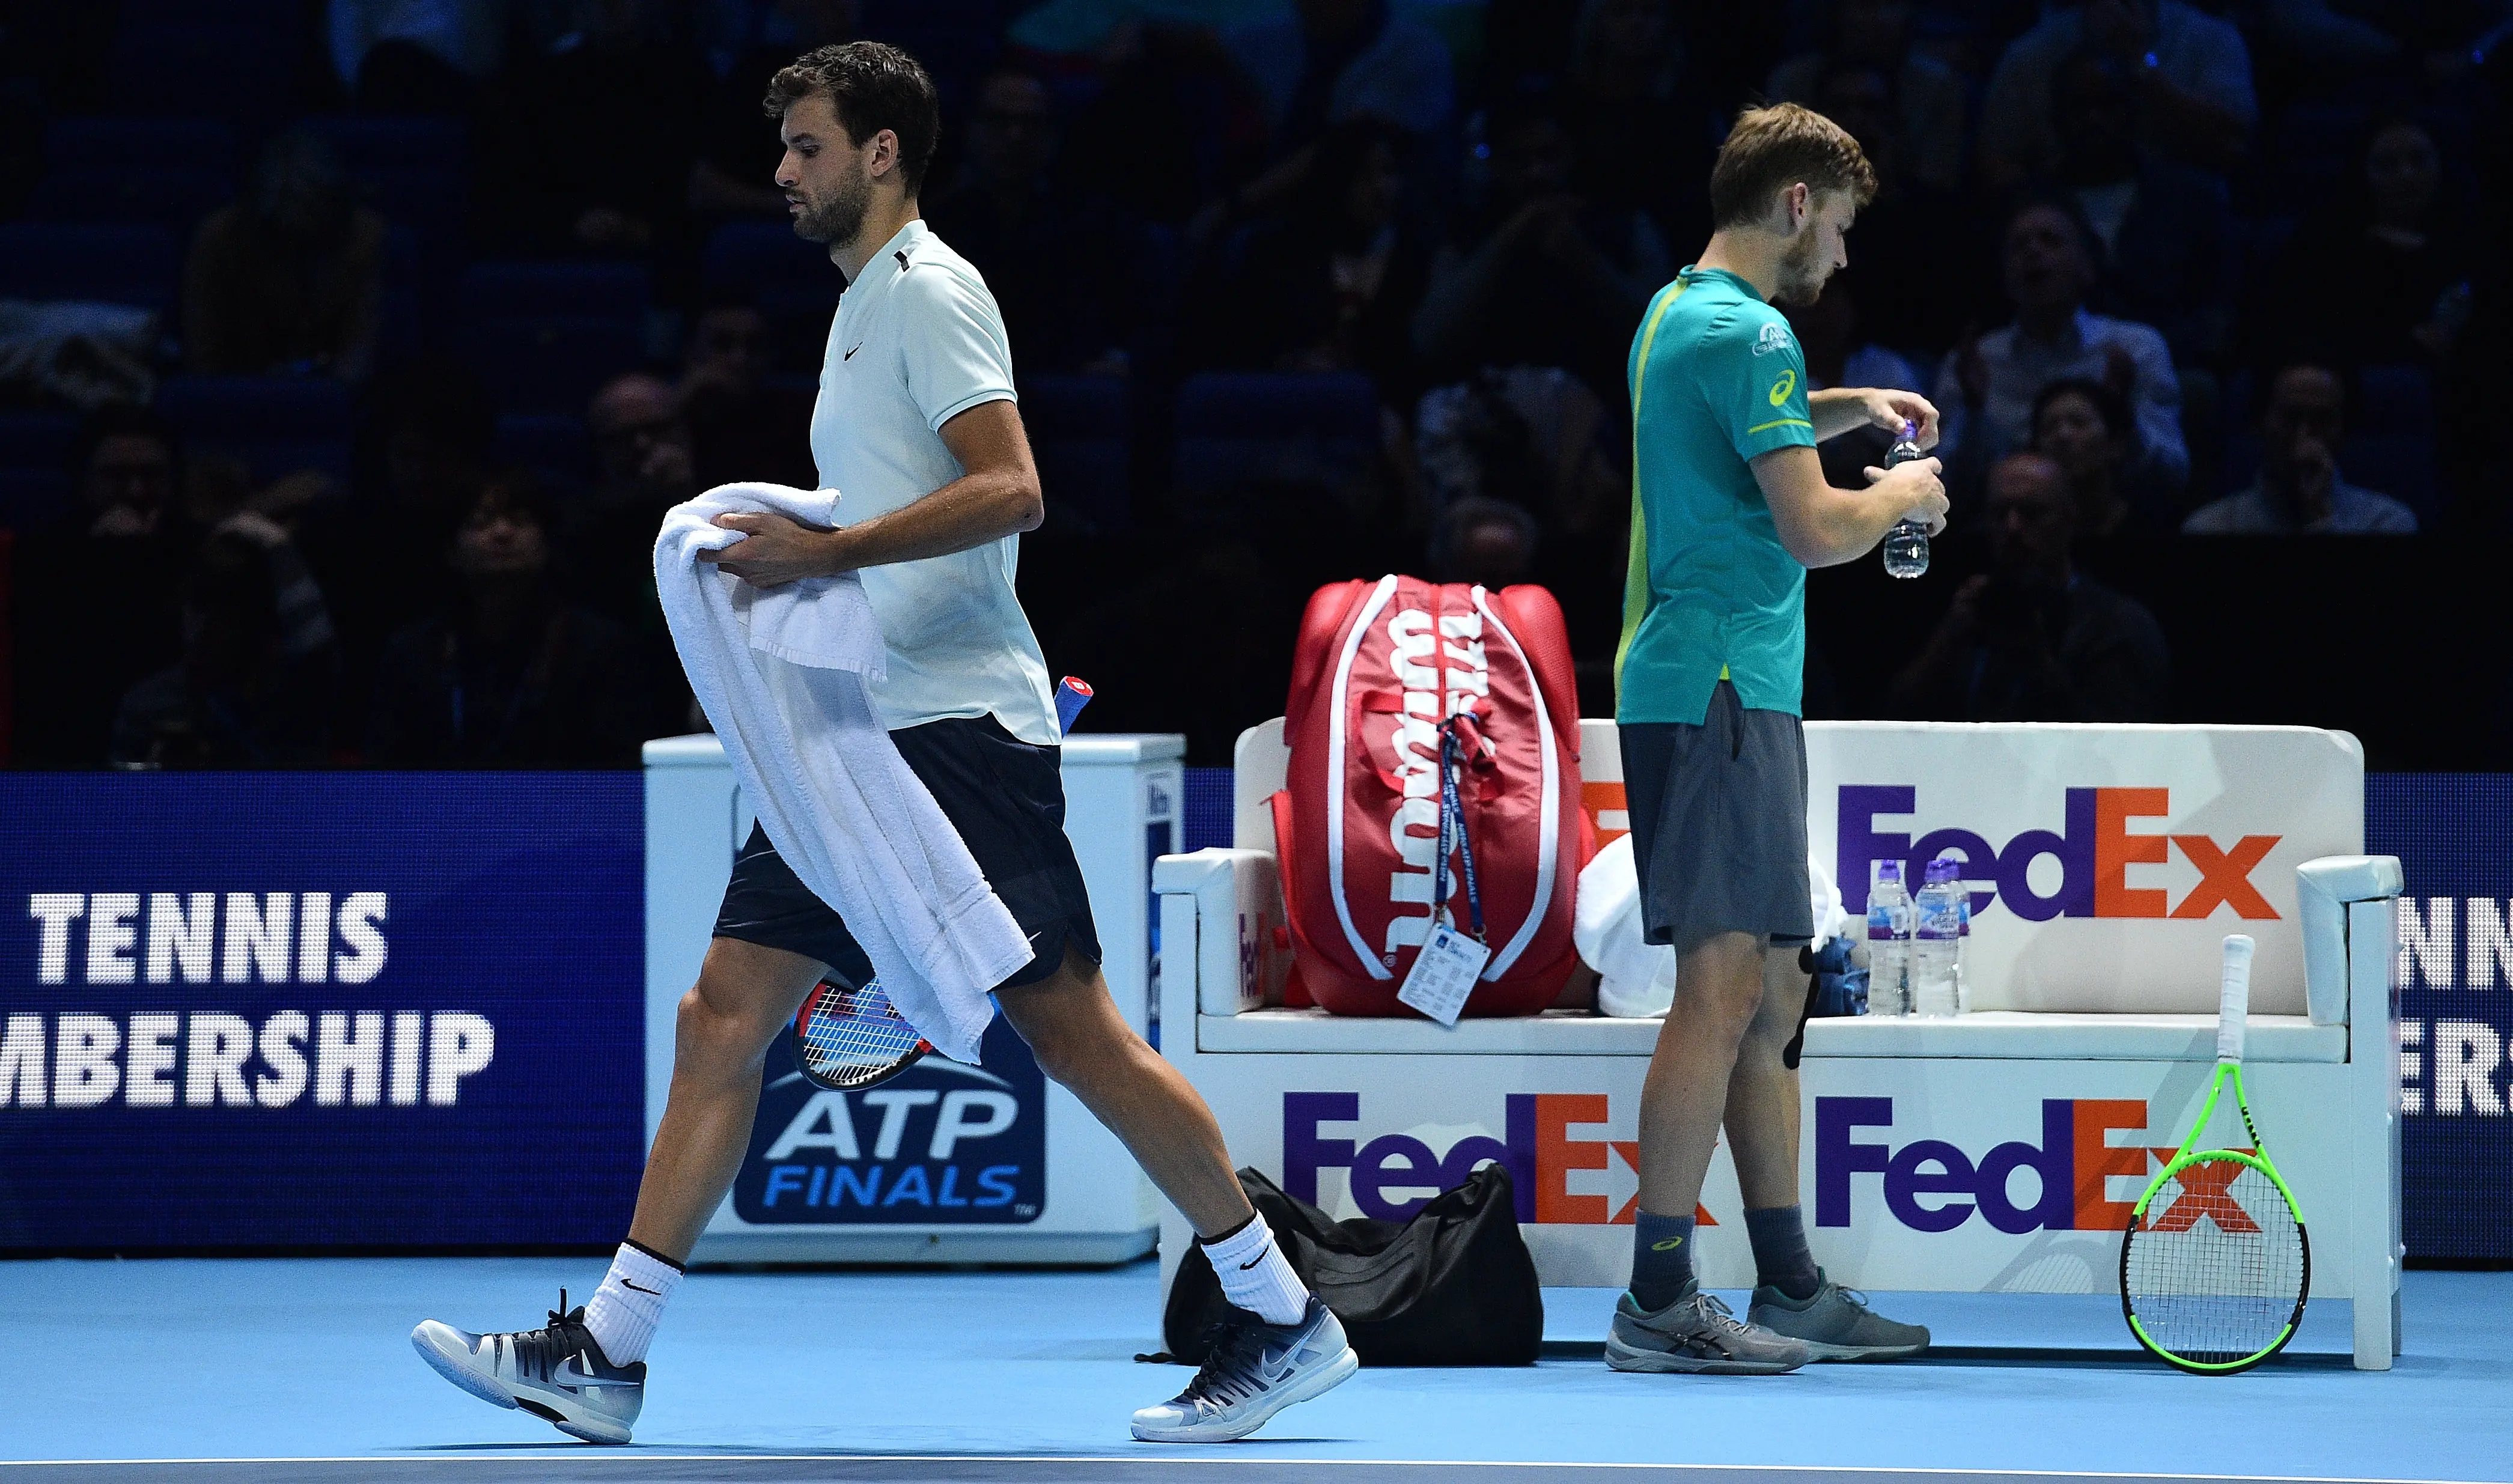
[621, 1280, 662, 1295]
[844, 344, 862, 360]
[1255, 1337, 1310, 1384]
[1238, 1256, 1264, 1270]
[552, 1355, 637, 1388]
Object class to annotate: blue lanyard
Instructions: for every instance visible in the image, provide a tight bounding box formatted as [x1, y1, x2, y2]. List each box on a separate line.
[1433, 719, 1486, 943]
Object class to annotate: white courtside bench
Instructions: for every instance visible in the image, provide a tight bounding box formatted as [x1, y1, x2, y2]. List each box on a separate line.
[1154, 720, 2405, 1369]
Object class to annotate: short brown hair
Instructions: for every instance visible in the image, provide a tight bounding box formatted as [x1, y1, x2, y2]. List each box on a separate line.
[764, 41, 940, 196]
[1708, 103, 1877, 228]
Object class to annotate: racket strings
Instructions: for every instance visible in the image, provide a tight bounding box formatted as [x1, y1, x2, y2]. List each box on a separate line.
[2124, 1158, 2306, 1366]
[797, 982, 924, 1087]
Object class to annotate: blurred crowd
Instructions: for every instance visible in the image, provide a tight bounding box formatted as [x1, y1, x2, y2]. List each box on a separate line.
[2, 0, 2509, 768]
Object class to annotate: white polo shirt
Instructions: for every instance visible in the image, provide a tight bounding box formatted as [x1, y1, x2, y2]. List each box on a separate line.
[809, 219, 1058, 746]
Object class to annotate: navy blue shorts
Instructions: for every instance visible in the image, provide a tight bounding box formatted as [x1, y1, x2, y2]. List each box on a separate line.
[711, 715, 1102, 991]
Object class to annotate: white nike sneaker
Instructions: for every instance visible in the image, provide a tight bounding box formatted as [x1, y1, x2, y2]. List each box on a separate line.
[412, 1290, 645, 1444]
[1132, 1296, 1360, 1443]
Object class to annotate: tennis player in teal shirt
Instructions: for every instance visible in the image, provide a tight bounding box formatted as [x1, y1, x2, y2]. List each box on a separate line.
[1607, 103, 1950, 1377]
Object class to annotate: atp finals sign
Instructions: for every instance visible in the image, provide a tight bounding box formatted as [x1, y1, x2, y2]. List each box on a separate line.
[733, 1017, 1049, 1226]
[0, 773, 644, 1251]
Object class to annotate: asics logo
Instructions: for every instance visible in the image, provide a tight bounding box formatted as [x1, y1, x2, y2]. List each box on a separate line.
[1651, 1238, 1686, 1251]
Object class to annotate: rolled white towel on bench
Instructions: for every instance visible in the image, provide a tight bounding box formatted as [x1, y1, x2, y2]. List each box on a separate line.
[1573, 836, 1848, 1018]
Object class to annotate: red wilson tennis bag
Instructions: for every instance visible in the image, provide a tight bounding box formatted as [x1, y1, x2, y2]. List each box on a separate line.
[1272, 576, 1588, 1017]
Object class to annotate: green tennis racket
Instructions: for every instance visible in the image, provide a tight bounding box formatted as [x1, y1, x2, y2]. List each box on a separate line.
[2119, 933, 2310, 1373]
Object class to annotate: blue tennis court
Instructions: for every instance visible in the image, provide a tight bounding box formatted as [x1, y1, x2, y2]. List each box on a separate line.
[2, 1259, 2503, 1483]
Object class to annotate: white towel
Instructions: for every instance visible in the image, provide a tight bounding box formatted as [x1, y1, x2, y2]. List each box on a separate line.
[653, 482, 1034, 1064]
[1572, 836, 1850, 1018]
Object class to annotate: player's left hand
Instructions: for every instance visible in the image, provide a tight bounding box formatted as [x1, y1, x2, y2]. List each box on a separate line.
[698, 511, 840, 586]
[1864, 388, 1942, 450]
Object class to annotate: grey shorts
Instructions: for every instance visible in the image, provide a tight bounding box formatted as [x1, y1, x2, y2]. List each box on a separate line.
[1619, 680, 1814, 953]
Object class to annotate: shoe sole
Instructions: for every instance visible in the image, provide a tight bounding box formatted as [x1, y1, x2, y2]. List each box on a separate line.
[410, 1324, 633, 1445]
[1799, 1338, 1930, 1362]
[1130, 1343, 1360, 1443]
[1604, 1332, 1806, 1375]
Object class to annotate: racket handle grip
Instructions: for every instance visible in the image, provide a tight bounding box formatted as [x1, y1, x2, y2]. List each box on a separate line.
[2217, 934, 2255, 1062]
[1055, 676, 1093, 735]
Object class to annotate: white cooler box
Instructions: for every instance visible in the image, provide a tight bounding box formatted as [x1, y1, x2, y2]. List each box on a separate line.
[644, 732, 1181, 1265]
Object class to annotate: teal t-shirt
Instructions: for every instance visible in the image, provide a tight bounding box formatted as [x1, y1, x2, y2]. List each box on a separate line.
[1614, 266, 1818, 725]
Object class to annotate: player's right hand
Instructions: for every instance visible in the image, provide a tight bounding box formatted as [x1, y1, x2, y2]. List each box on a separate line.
[1863, 455, 1949, 535]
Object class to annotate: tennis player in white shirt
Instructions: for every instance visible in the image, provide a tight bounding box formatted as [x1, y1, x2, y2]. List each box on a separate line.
[412, 41, 1356, 1447]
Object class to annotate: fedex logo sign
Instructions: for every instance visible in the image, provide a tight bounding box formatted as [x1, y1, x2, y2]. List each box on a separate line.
[1838, 786, 2281, 922]
[1817, 1096, 2173, 1233]
[1285, 1091, 1684, 1226]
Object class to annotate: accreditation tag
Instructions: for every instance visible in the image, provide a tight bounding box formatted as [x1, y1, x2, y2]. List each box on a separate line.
[1398, 922, 1490, 1027]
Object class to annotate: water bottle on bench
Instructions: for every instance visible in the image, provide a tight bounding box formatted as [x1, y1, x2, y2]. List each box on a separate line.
[1909, 856, 1966, 1018]
[1865, 860, 1913, 1016]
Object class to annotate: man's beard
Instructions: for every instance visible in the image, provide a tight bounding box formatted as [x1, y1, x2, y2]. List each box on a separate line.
[1773, 228, 1830, 306]
[791, 172, 871, 247]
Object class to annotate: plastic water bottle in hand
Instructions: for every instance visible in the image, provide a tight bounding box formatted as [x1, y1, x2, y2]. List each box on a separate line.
[1909, 856, 1964, 1018]
[1881, 419, 1930, 579]
[1865, 860, 1914, 1016]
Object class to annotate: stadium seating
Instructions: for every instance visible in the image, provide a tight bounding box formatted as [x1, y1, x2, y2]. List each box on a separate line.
[702, 222, 843, 367]
[2355, 364, 2435, 439]
[300, 115, 466, 175]
[1172, 372, 1380, 498]
[154, 376, 353, 485]
[458, 320, 647, 418]
[118, 0, 305, 24]
[301, 115, 470, 264]
[457, 262, 650, 324]
[1020, 376, 1132, 532]
[454, 263, 651, 416]
[702, 222, 830, 302]
[491, 414, 595, 488]
[0, 472, 73, 536]
[2258, 103, 2367, 209]
[0, 224, 181, 315]
[0, 413, 79, 532]
[2220, 432, 2438, 523]
[42, 117, 237, 173]
[23, 166, 236, 238]
[859, 0, 1004, 104]
[378, 227, 425, 363]
[0, 528, 11, 763]
[108, 20, 305, 132]
[0, 412, 79, 478]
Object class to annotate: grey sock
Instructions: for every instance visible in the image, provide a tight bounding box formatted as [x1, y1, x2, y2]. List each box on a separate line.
[1744, 1205, 1820, 1301]
[1628, 1209, 1696, 1311]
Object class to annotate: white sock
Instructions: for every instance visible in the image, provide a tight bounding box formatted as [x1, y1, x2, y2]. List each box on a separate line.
[1202, 1215, 1308, 1325]
[582, 1241, 682, 1365]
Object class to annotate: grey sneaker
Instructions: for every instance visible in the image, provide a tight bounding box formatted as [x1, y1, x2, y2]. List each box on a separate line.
[1748, 1268, 1931, 1360]
[1605, 1281, 1811, 1375]
[411, 1290, 645, 1444]
[1132, 1296, 1360, 1443]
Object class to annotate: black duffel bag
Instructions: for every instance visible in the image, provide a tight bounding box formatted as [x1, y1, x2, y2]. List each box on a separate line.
[1162, 1163, 1542, 1366]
